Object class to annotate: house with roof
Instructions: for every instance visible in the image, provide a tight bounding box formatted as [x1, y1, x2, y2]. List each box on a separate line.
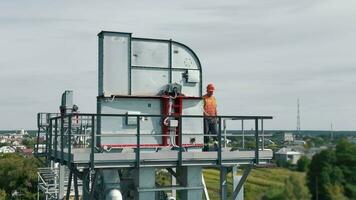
[275, 147, 302, 165]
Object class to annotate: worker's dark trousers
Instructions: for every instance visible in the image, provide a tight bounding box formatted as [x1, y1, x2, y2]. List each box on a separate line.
[204, 118, 218, 143]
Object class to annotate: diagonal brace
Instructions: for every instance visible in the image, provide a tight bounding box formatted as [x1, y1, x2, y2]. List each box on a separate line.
[232, 163, 253, 200]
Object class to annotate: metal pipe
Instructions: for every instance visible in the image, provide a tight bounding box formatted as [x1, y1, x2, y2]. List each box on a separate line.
[91, 116, 95, 169]
[136, 116, 140, 168]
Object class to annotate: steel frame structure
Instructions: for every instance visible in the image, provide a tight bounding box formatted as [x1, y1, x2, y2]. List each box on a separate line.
[37, 113, 272, 200]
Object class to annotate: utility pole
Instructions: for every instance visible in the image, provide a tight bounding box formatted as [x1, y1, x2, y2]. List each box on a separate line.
[330, 123, 334, 141]
[297, 99, 301, 135]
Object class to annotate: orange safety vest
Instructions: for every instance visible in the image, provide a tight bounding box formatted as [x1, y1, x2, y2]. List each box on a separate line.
[203, 95, 217, 116]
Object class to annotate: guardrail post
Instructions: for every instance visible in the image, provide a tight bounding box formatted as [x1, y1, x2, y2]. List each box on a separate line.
[255, 118, 259, 164]
[61, 116, 64, 164]
[47, 120, 52, 161]
[223, 119, 227, 148]
[68, 115, 72, 163]
[90, 115, 95, 169]
[54, 118, 58, 161]
[178, 116, 183, 166]
[218, 117, 222, 166]
[261, 119, 264, 150]
[242, 120, 245, 149]
[49, 120, 53, 159]
[36, 113, 40, 156]
[136, 116, 140, 168]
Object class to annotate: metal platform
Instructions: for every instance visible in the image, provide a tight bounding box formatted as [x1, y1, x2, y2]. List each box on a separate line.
[51, 149, 272, 169]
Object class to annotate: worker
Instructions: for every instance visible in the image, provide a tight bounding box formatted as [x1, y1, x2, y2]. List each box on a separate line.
[203, 83, 218, 150]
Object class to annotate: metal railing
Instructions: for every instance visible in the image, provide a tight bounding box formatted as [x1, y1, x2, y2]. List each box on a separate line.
[40, 113, 272, 169]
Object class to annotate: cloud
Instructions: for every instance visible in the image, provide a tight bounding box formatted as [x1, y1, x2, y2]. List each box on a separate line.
[0, 0, 355, 130]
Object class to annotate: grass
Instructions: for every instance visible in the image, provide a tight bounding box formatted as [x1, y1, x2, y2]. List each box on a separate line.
[203, 167, 307, 200]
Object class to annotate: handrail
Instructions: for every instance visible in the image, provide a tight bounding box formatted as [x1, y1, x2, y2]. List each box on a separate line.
[48, 113, 273, 120]
[40, 113, 273, 169]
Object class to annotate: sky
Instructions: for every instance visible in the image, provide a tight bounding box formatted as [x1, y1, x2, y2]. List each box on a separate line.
[0, 0, 356, 130]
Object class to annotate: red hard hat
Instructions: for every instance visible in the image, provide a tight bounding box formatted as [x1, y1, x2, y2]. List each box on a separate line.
[207, 83, 215, 91]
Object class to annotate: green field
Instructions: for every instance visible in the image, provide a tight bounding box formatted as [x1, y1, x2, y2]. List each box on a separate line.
[203, 167, 307, 200]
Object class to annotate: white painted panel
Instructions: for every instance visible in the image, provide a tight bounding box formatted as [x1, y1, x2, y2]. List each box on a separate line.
[102, 33, 129, 96]
[181, 99, 204, 145]
[172, 43, 199, 69]
[131, 68, 169, 95]
[98, 98, 162, 146]
[132, 40, 169, 68]
[172, 70, 200, 97]
[98, 98, 204, 147]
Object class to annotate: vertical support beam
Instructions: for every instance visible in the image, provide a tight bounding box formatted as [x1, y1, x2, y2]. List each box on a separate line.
[179, 166, 203, 200]
[223, 119, 227, 148]
[261, 119, 264, 151]
[90, 170, 98, 200]
[66, 170, 73, 200]
[218, 117, 222, 165]
[54, 119, 58, 161]
[36, 113, 40, 156]
[220, 166, 227, 200]
[242, 120, 245, 149]
[82, 170, 90, 200]
[136, 116, 140, 168]
[232, 165, 244, 200]
[90, 115, 95, 169]
[178, 116, 183, 166]
[232, 164, 252, 200]
[47, 120, 52, 161]
[58, 165, 65, 199]
[74, 172, 79, 200]
[68, 116, 72, 163]
[60, 116, 64, 164]
[133, 168, 156, 200]
[49, 120, 53, 159]
[255, 118, 259, 164]
[171, 168, 176, 199]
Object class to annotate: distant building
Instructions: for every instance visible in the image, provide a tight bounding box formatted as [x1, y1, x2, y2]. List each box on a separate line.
[18, 129, 29, 135]
[275, 132, 294, 143]
[0, 146, 16, 154]
[275, 147, 302, 165]
[292, 140, 306, 146]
